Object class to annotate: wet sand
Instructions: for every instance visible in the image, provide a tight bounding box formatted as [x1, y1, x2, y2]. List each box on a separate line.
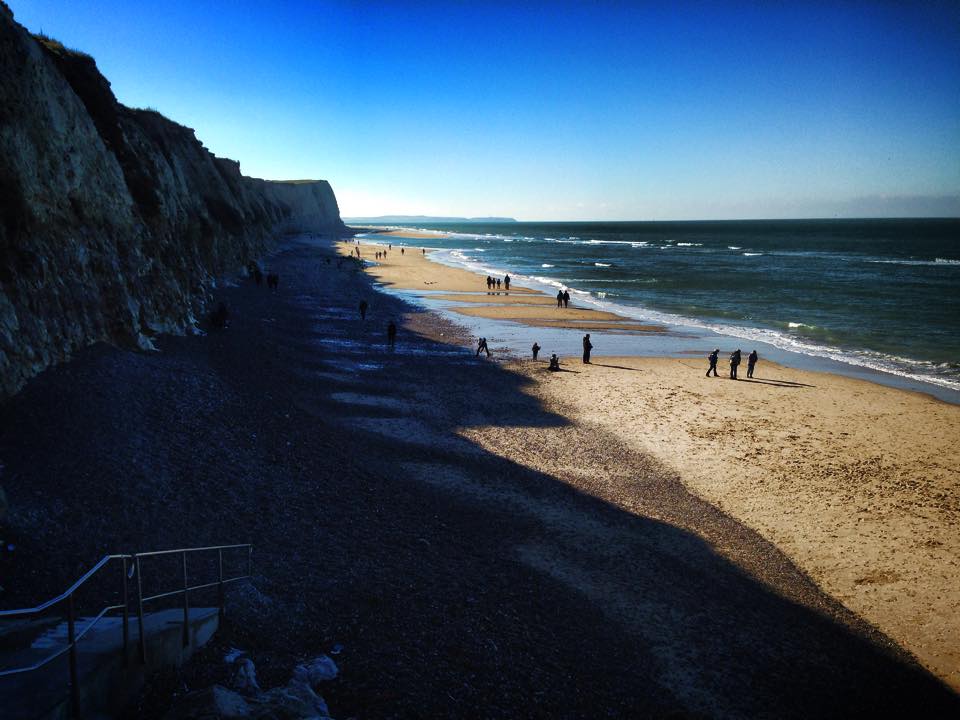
[337, 239, 650, 328]
[344, 236, 960, 691]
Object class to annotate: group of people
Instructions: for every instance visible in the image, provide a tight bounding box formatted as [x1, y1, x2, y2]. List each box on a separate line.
[707, 348, 759, 379]
[475, 333, 592, 370]
[486, 275, 510, 291]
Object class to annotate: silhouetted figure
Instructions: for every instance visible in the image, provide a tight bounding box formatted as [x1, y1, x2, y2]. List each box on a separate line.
[355, 247, 361, 258]
[496, 278, 501, 289]
[729, 349, 741, 379]
[389, 244, 392, 250]
[706, 348, 720, 377]
[401, 247, 405, 255]
[359, 300, 368, 320]
[267, 272, 279, 290]
[254, 267, 263, 287]
[532, 342, 541, 360]
[747, 350, 758, 378]
[476, 337, 490, 357]
[557, 290, 564, 308]
[486, 276, 493, 290]
[210, 302, 229, 329]
[563, 290, 570, 308]
[387, 320, 397, 345]
[422, 248, 425, 255]
[504, 274, 511, 290]
[548, 354, 561, 371]
[326, 257, 331, 264]
[582, 333, 593, 364]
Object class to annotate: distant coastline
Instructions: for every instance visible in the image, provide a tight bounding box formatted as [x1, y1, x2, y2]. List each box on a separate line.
[343, 215, 517, 224]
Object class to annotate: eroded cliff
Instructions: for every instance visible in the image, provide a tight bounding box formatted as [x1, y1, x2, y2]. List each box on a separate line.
[0, 2, 347, 398]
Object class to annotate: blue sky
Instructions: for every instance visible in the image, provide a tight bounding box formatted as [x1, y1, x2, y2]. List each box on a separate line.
[11, 1, 960, 220]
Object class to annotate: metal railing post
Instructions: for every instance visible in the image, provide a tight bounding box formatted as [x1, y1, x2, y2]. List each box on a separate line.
[181, 551, 190, 648]
[217, 548, 225, 625]
[67, 594, 80, 718]
[121, 556, 129, 667]
[135, 554, 147, 665]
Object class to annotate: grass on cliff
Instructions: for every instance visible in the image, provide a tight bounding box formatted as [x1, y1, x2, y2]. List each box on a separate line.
[32, 32, 93, 60]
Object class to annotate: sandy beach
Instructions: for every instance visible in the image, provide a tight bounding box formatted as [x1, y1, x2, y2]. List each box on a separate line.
[5, 235, 958, 717]
[346, 235, 960, 691]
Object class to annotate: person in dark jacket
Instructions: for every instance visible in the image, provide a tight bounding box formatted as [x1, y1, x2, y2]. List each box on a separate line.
[563, 290, 570, 308]
[706, 348, 719, 377]
[557, 290, 564, 308]
[747, 350, 758, 378]
[532, 342, 541, 360]
[729, 349, 741, 379]
[582, 334, 593, 364]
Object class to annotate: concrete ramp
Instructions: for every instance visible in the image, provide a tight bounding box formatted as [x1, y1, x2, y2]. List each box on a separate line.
[1, 607, 218, 720]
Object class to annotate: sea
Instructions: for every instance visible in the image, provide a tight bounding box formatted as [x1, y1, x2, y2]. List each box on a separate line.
[353, 219, 960, 402]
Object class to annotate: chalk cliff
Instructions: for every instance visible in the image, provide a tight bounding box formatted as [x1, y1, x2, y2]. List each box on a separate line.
[0, 2, 347, 398]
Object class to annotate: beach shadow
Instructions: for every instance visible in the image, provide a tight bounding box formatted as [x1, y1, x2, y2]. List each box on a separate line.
[739, 377, 816, 388]
[3, 237, 957, 719]
[591, 362, 643, 372]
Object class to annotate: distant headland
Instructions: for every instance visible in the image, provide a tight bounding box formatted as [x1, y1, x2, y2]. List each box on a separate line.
[343, 215, 517, 224]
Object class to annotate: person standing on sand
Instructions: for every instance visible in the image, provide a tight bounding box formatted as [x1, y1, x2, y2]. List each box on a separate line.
[387, 320, 397, 346]
[401, 247, 405, 255]
[747, 350, 758, 378]
[557, 290, 564, 308]
[532, 342, 541, 360]
[582, 334, 593, 364]
[359, 300, 368, 320]
[496, 278, 501, 290]
[563, 290, 570, 308]
[730, 349, 741, 379]
[476, 337, 490, 357]
[504, 274, 511, 290]
[706, 348, 719, 377]
[422, 248, 425, 255]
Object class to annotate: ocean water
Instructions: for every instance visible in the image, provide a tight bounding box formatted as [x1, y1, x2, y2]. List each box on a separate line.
[356, 219, 960, 394]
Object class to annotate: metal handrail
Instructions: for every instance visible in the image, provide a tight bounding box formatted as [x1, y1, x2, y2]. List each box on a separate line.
[0, 554, 127, 618]
[0, 544, 252, 717]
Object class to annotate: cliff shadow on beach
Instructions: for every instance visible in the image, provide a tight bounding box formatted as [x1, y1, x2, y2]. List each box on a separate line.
[1, 236, 958, 719]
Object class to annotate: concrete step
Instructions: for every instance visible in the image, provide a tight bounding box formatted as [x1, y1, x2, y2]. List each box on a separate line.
[0, 607, 219, 720]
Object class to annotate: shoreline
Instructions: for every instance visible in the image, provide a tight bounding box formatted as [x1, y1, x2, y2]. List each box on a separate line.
[348, 231, 960, 404]
[343, 235, 960, 690]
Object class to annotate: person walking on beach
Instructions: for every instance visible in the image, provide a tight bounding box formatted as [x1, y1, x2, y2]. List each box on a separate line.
[582, 334, 593, 364]
[401, 247, 405, 255]
[747, 350, 758, 378]
[359, 300, 368, 320]
[563, 290, 570, 308]
[476, 337, 490, 357]
[504, 274, 511, 291]
[387, 320, 397, 346]
[729, 349, 741, 379]
[532, 342, 541, 360]
[557, 290, 564, 308]
[706, 348, 719, 377]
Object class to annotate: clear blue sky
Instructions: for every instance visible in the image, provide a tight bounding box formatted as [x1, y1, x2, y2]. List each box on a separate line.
[11, 1, 960, 220]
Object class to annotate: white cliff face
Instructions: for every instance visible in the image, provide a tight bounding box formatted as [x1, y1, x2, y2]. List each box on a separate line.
[0, 1, 347, 398]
